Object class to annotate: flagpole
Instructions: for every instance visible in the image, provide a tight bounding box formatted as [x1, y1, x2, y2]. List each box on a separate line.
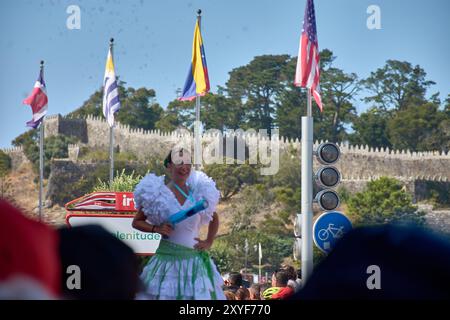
[258, 243, 262, 283]
[194, 9, 202, 171]
[38, 60, 45, 222]
[301, 88, 314, 284]
[109, 38, 115, 186]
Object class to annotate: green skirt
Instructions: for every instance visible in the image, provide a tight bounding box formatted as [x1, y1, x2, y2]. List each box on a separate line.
[140, 240, 225, 300]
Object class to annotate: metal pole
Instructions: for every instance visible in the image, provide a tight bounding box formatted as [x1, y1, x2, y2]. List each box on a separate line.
[301, 89, 313, 283]
[109, 38, 115, 186]
[194, 96, 201, 170]
[258, 243, 262, 283]
[38, 60, 45, 222]
[39, 118, 44, 222]
[109, 126, 114, 186]
[244, 238, 249, 276]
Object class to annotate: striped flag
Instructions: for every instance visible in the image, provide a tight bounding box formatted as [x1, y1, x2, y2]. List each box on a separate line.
[23, 68, 48, 128]
[294, 0, 323, 111]
[178, 18, 210, 101]
[103, 47, 120, 127]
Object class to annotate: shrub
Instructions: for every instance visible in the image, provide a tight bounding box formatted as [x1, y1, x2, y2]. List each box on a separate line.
[347, 177, 425, 226]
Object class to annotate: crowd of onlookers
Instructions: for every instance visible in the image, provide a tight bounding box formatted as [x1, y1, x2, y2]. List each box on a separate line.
[221, 266, 302, 300]
[2, 199, 450, 299]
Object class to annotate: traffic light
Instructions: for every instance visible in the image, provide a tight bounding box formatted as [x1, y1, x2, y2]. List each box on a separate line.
[314, 142, 341, 211]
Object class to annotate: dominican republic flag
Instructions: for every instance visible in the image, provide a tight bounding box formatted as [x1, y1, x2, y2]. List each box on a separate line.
[178, 17, 210, 101]
[294, 0, 323, 111]
[103, 47, 120, 127]
[23, 68, 48, 128]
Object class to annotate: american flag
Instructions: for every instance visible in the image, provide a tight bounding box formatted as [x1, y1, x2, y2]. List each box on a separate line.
[294, 0, 323, 111]
[23, 68, 48, 128]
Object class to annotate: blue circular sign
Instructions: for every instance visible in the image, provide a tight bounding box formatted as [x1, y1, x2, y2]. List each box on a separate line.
[313, 211, 352, 254]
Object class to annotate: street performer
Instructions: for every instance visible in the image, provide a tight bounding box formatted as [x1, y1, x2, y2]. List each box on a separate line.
[132, 148, 225, 300]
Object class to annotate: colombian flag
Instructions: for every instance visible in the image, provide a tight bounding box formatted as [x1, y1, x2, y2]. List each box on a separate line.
[178, 18, 210, 101]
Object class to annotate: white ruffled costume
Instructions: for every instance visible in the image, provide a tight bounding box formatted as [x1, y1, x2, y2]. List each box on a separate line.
[133, 170, 226, 300]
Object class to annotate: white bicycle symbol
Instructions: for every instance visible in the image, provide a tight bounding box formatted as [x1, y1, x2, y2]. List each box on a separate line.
[318, 224, 345, 241]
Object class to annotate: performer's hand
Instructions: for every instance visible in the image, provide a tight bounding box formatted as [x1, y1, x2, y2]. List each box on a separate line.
[155, 223, 174, 237]
[194, 238, 213, 250]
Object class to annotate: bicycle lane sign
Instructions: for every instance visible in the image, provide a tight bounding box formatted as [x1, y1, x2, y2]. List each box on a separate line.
[313, 211, 352, 254]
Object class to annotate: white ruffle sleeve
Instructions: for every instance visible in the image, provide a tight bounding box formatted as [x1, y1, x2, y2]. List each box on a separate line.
[188, 171, 221, 225]
[133, 173, 173, 225]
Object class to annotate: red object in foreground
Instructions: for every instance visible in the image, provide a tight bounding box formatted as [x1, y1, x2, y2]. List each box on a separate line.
[65, 192, 137, 213]
[0, 200, 61, 296]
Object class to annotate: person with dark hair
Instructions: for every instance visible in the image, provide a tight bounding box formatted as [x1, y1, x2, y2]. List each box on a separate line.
[58, 225, 140, 300]
[239, 268, 251, 288]
[224, 290, 236, 300]
[291, 224, 450, 300]
[132, 148, 225, 300]
[235, 287, 250, 300]
[249, 283, 261, 300]
[280, 264, 300, 292]
[262, 270, 294, 300]
[224, 272, 242, 294]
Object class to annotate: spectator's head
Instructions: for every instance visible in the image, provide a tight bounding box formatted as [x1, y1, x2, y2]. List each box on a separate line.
[235, 287, 250, 300]
[249, 284, 261, 300]
[281, 264, 297, 281]
[58, 225, 140, 300]
[224, 290, 236, 300]
[274, 270, 289, 287]
[0, 200, 61, 299]
[228, 272, 243, 287]
[292, 224, 450, 300]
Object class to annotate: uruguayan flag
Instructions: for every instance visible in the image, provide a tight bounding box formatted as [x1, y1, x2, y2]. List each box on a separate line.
[103, 47, 120, 127]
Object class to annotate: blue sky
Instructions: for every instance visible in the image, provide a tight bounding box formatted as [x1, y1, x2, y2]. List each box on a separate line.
[1, 0, 449, 148]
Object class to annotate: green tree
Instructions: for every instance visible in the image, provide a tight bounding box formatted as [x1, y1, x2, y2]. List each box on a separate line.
[203, 162, 258, 200]
[277, 50, 359, 142]
[226, 55, 290, 134]
[320, 66, 359, 142]
[116, 87, 163, 130]
[350, 107, 392, 148]
[69, 81, 163, 130]
[12, 129, 38, 147]
[347, 177, 425, 226]
[22, 134, 78, 178]
[210, 230, 292, 274]
[201, 91, 244, 131]
[363, 60, 435, 110]
[275, 57, 306, 139]
[386, 102, 448, 152]
[155, 98, 193, 131]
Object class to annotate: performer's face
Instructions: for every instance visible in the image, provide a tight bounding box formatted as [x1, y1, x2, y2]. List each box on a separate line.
[168, 149, 192, 182]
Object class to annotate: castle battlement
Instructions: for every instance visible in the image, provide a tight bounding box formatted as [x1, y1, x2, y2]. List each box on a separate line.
[2, 114, 450, 181]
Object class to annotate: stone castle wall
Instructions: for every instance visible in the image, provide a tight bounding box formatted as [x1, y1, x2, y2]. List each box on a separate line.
[3, 113, 450, 183]
[1, 146, 29, 171]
